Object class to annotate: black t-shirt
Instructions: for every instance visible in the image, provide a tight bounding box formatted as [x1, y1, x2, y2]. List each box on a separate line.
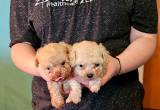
[10, 0, 157, 54]
[10, 0, 157, 109]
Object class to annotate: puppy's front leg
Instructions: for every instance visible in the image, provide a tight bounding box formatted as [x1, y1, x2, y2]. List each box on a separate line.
[66, 79, 82, 104]
[47, 82, 64, 109]
[89, 78, 101, 93]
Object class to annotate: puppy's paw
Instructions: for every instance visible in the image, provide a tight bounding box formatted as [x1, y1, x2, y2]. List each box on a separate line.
[66, 91, 81, 104]
[72, 97, 81, 104]
[71, 93, 81, 104]
[89, 85, 100, 93]
[66, 95, 72, 103]
[51, 98, 64, 109]
[89, 79, 101, 93]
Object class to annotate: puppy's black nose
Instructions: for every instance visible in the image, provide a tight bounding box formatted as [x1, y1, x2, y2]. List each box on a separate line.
[87, 73, 93, 78]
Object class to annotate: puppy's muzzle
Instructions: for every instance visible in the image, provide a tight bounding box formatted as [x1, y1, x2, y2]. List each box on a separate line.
[87, 73, 94, 78]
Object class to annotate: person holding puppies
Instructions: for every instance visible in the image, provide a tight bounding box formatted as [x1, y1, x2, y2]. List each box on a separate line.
[10, 0, 158, 109]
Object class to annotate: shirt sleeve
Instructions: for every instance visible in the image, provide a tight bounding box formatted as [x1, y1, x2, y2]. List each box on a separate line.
[131, 0, 158, 33]
[9, 0, 41, 49]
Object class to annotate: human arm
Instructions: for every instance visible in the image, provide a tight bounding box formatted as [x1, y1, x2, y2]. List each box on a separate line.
[101, 27, 157, 85]
[117, 27, 157, 74]
[10, 0, 51, 81]
[11, 43, 53, 81]
[11, 43, 37, 76]
[101, 0, 158, 86]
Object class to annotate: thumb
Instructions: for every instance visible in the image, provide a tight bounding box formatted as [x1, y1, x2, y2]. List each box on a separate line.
[101, 66, 115, 86]
[101, 72, 112, 86]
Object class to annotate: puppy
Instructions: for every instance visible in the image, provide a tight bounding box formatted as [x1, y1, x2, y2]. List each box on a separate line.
[70, 41, 109, 93]
[35, 42, 82, 109]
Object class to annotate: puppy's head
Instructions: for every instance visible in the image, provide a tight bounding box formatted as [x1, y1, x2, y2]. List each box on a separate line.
[70, 41, 109, 80]
[35, 42, 72, 81]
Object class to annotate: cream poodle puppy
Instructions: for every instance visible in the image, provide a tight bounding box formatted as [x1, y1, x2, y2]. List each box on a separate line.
[35, 42, 81, 109]
[70, 41, 110, 93]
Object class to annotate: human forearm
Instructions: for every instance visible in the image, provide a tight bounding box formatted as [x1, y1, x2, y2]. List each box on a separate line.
[101, 28, 157, 85]
[11, 43, 38, 76]
[117, 28, 157, 74]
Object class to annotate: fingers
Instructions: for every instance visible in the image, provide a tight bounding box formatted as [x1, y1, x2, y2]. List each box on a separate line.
[101, 71, 112, 86]
[101, 57, 120, 86]
[101, 70, 115, 86]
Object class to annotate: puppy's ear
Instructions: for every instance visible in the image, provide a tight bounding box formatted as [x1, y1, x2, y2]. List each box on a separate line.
[35, 48, 41, 67]
[59, 42, 72, 54]
[99, 43, 110, 64]
[35, 57, 39, 67]
[69, 49, 76, 67]
[59, 42, 72, 49]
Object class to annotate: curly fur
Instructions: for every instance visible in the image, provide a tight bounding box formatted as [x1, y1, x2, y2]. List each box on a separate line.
[70, 41, 110, 93]
[35, 42, 81, 109]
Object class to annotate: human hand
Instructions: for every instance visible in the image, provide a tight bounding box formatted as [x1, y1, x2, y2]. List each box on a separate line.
[101, 55, 121, 86]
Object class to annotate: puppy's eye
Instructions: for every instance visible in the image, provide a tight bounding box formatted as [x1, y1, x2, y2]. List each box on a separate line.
[61, 61, 65, 65]
[79, 64, 83, 68]
[66, 50, 69, 54]
[46, 67, 50, 70]
[95, 63, 100, 67]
